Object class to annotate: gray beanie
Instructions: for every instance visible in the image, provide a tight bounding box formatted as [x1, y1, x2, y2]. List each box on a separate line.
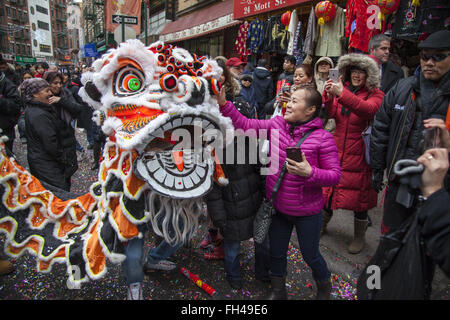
[20, 78, 49, 102]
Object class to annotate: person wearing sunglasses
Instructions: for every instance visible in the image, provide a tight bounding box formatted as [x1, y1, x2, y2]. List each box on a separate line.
[370, 29, 450, 235]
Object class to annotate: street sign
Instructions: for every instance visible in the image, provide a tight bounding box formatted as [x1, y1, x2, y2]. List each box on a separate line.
[15, 56, 36, 64]
[84, 43, 98, 58]
[112, 15, 138, 25]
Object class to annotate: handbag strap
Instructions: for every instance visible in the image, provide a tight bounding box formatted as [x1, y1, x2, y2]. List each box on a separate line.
[269, 128, 315, 202]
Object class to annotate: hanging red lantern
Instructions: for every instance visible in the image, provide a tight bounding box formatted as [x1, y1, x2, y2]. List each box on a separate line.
[376, 0, 401, 31]
[315, 1, 336, 37]
[281, 11, 291, 28]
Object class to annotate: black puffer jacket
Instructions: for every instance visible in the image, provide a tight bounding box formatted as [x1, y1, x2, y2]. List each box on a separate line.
[67, 78, 94, 131]
[419, 188, 450, 278]
[381, 60, 404, 94]
[0, 72, 21, 135]
[370, 71, 450, 180]
[205, 138, 264, 241]
[252, 67, 274, 107]
[206, 78, 264, 241]
[24, 100, 78, 190]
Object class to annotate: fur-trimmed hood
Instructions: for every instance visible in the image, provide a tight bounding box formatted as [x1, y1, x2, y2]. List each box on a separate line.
[226, 75, 242, 98]
[337, 54, 380, 90]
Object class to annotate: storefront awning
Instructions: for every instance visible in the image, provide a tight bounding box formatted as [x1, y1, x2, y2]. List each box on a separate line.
[160, 0, 240, 43]
[234, 0, 312, 19]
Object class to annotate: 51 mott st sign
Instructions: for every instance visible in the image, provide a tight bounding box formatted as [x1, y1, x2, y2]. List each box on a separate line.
[233, 0, 309, 19]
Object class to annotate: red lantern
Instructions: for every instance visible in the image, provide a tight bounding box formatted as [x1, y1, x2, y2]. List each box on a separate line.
[376, 0, 400, 32]
[281, 11, 291, 31]
[315, 1, 336, 37]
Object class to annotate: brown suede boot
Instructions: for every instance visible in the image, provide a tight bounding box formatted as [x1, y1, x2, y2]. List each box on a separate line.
[266, 276, 287, 300]
[320, 209, 332, 237]
[0, 258, 14, 276]
[316, 279, 332, 300]
[348, 218, 368, 254]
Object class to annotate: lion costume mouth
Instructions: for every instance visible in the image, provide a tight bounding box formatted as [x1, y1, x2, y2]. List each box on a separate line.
[78, 40, 233, 199]
[134, 113, 223, 198]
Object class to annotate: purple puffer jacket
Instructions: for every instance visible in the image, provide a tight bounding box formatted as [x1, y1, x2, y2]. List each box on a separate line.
[220, 101, 341, 217]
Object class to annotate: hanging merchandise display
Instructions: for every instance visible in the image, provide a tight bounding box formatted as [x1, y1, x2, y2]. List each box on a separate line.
[392, 0, 450, 41]
[377, 0, 401, 32]
[303, 6, 318, 63]
[315, 1, 337, 37]
[246, 18, 264, 54]
[234, 21, 251, 57]
[346, 0, 380, 53]
[287, 9, 300, 55]
[315, 5, 345, 58]
[292, 20, 305, 64]
[262, 15, 289, 54]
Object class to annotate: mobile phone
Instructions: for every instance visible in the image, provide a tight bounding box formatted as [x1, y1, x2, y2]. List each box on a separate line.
[329, 68, 339, 83]
[286, 147, 302, 162]
[424, 127, 438, 151]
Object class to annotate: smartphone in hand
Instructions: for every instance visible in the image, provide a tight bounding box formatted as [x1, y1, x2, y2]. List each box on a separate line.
[329, 68, 339, 83]
[286, 147, 302, 162]
[424, 127, 438, 151]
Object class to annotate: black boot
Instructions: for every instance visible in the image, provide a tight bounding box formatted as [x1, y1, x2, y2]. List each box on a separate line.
[266, 276, 287, 300]
[316, 279, 332, 300]
[91, 140, 101, 170]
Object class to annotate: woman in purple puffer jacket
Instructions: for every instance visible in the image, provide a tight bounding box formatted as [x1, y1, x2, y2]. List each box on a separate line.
[217, 84, 341, 300]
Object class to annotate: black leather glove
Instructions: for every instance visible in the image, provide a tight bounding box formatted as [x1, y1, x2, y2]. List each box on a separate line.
[371, 169, 385, 193]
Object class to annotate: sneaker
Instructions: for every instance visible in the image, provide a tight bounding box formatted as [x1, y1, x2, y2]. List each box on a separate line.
[144, 259, 177, 271]
[127, 282, 143, 300]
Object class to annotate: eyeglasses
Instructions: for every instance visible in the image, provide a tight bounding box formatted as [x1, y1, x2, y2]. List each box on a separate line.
[350, 70, 366, 75]
[419, 51, 450, 62]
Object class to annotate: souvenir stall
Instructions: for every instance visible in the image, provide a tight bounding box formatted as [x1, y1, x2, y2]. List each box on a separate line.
[231, 0, 347, 83]
[231, 0, 449, 78]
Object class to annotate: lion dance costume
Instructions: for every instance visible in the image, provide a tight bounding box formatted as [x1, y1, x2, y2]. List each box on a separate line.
[0, 40, 234, 286]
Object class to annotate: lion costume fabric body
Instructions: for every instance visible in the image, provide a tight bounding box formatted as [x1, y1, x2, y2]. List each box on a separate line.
[0, 40, 234, 286]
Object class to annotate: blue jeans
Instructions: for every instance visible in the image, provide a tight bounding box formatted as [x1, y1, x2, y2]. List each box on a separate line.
[147, 237, 183, 263]
[269, 211, 330, 282]
[123, 221, 184, 285]
[224, 236, 270, 281]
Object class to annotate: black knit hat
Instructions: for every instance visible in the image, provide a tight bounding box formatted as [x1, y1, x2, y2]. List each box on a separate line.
[418, 30, 450, 50]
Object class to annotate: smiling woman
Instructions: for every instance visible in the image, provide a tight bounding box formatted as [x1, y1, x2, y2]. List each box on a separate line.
[322, 53, 385, 254]
[19, 77, 80, 191]
[217, 83, 341, 299]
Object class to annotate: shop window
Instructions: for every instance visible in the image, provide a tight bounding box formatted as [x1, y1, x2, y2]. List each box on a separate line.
[149, 10, 165, 32]
[36, 5, 48, 15]
[37, 20, 49, 30]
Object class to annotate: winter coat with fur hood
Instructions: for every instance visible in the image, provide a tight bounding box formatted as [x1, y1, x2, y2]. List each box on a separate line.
[322, 53, 385, 212]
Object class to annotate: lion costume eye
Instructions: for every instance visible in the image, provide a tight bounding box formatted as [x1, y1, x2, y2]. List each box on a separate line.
[114, 65, 145, 96]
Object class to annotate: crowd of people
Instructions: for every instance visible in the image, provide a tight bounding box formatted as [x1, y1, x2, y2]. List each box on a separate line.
[0, 29, 449, 301]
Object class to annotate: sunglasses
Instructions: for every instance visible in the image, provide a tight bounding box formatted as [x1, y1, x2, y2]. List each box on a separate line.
[419, 51, 450, 62]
